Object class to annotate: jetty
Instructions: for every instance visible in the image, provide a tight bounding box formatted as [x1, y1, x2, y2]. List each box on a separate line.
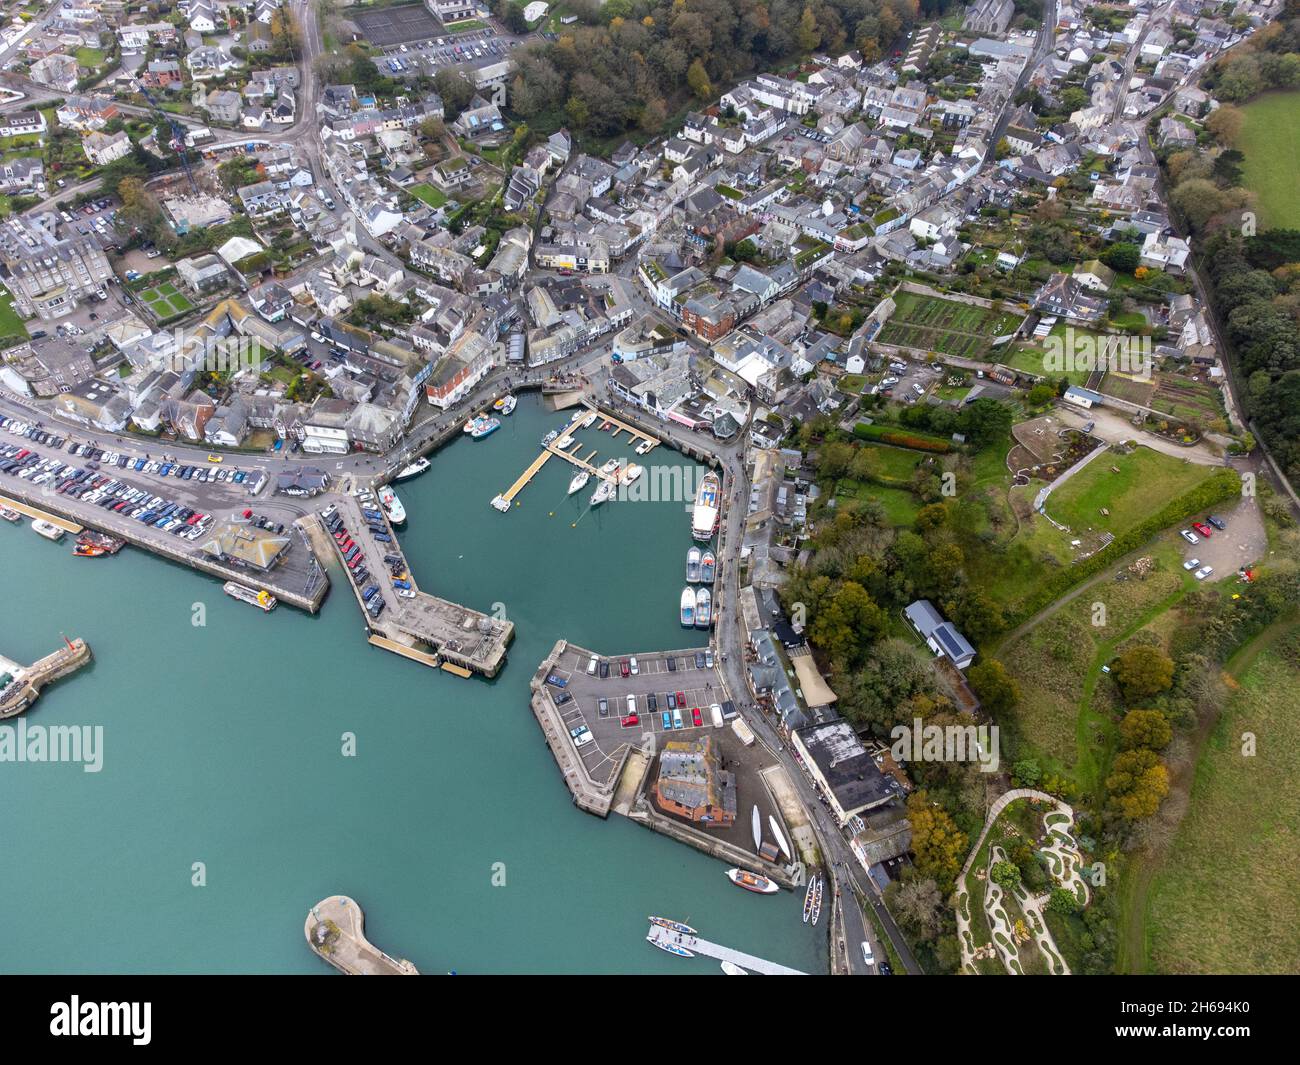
[0, 494, 82, 534]
[645, 923, 807, 975]
[0, 637, 92, 719]
[305, 896, 418, 975]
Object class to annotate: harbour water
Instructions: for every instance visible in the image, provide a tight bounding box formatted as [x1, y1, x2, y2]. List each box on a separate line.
[0, 396, 827, 974]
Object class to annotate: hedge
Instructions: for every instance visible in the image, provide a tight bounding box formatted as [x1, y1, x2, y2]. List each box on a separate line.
[1005, 467, 1242, 630]
[853, 421, 952, 453]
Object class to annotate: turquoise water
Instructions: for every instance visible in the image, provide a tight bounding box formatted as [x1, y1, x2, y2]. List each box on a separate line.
[0, 395, 827, 974]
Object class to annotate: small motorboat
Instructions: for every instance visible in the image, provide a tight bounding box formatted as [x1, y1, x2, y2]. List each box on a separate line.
[646, 934, 694, 958]
[567, 470, 590, 495]
[494, 395, 517, 415]
[726, 868, 779, 895]
[699, 550, 716, 584]
[686, 546, 702, 583]
[648, 916, 697, 935]
[680, 587, 696, 627]
[694, 587, 712, 629]
[620, 462, 643, 485]
[490, 495, 511, 513]
[541, 429, 560, 446]
[0, 506, 21, 523]
[470, 416, 500, 440]
[721, 962, 748, 975]
[394, 457, 430, 482]
[599, 457, 620, 476]
[32, 519, 64, 542]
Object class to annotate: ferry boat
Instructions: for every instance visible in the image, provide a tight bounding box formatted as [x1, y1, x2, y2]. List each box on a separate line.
[720, 962, 748, 975]
[567, 470, 590, 495]
[490, 495, 511, 513]
[802, 877, 817, 924]
[691, 472, 721, 541]
[394, 457, 431, 482]
[493, 395, 517, 415]
[699, 550, 716, 584]
[646, 934, 694, 959]
[810, 875, 824, 926]
[679, 587, 696, 627]
[726, 868, 780, 895]
[648, 916, 697, 935]
[751, 805, 762, 851]
[378, 485, 406, 525]
[686, 546, 702, 583]
[32, 519, 64, 542]
[470, 416, 501, 440]
[694, 587, 712, 629]
[0, 506, 20, 523]
[223, 581, 277, 612]
[769, 816, 792, 862]
[590, 479, 616, 507]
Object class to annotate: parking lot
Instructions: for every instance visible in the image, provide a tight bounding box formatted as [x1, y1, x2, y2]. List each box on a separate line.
[1178, 494, 1267, 584]
[369, 21, 517, 76]
[353, 4, 444, 48]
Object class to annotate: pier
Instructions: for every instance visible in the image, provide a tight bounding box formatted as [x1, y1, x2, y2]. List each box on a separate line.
[0, 494, 83, 534]
[0, 638, 93, 719]
[323, 497, 514, 678]
[645, 923, 807, 975]
[305, 895, 419, 975]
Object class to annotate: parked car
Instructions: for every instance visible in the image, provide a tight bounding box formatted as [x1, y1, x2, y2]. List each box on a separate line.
[1183, 558, 1200, 570]
[1179, 529, 1199, 544]
[1195, 565, 1214, 581]
[1206, 515, 1227, 531]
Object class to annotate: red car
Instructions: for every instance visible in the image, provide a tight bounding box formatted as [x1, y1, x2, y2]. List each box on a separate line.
[691, 707, 703, 727]
[1192, 522, 1213, 538]
[620, 659, 630, 678]
[621, 714, 639, 728]
[676, 691, 686, 707]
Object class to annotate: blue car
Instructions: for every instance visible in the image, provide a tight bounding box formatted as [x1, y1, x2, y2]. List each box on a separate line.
[661, 712, 672, 730]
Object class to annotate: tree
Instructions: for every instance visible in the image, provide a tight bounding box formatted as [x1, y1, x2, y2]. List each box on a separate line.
[686, 57, 711, 99]
[1101, 241, 1141, 273]
[907, 791, 968, 891]
[1047, 887, 1080, 916]
[796, 5, 821, 52]
[891, 878, 945, 941]
[967, 659, 1019, 716]
[1106, 747, 1169, 819]
[1113, 645, 1174, 702]
[809, 580, 886, 668]
[1119, 708, 1172, 750]
[990, 860, 1021, 891]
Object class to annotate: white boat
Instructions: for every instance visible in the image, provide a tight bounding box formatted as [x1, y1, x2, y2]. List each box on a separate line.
[769, 816, 792, 862]
[649, 916, 697, 935]
[692, 471, 721, 541]
[686, 546, 701, 583]
[378, 485, 406, 525]
[470, 416, 500, 440]
[810, 876, 823, 926]
[599, 457, 620, 476]
[726, 867, 780, 895]
[720, 962, 748, 975]
[751, 805, 762, 851]
[646, 933, 694, 959]
[635, 438, 655, 455]
[493, 394, 517, 415]
[0, 506, 20, 523]
[490, 495, 511, 513]
[802, 877, 816, 924]
[223, 581, 277, 612]
[680, 587, 696, 627]
[590, 479, 616, 506]
[567, 470, 590, 495]
[541, 429, 560, 446]
[32, 519, 64, 542]
[620, 462, 643, 485]
[694, 587, 712, 629]
[699, 550, 716, 584]
[463, 416, 480, 434]
[394, 457, 430, 482]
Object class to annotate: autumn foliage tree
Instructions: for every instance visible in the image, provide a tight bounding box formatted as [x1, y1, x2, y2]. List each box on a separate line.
[907, 790, 968, 891]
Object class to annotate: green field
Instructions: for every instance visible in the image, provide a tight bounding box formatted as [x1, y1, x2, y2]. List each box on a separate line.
[1145, 642, 1300, 973]
[0, 290, 28, 343]
[139, 283, 194, 317]
[410, 183, 448, 208]
[75, 47, 105, 68]
[1237, 91, 1300, 230]
[1046, 447, 1215, 538]
[878, 290, 1024, 360]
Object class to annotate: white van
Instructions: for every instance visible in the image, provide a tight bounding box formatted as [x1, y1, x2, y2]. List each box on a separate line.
[672, 708, 683, 729]
[626, 694, 637, 715]
[861, 941, 875, 966]
[586, 655, 598, 676]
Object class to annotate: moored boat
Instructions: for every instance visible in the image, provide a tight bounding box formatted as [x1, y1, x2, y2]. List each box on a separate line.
[378, 485, 406, 525]
[620, 462, 643, 485]
[72, 542, 108, 557]
[490, 495, 511, 513]
[691, 471, 721, 541]
[648, 916, 697, 935]
[802, 877, 816, 924]
[680, 587, 696, 627]
[810, 875, 823, 926]
[646, 934, 694, 958]
[32, 519, 64, 542]
[0, 506, 20, 523]
[590, 479, 616, 506]
[751, 805, 762, 851]
[76, 530, 125, 555]
[599, 457, 620, 476]
[726, 867, 779, 895]
[769, 816, 792, 862]
[541, 429, 560, 446]
[694, 587, 712, 629]
[394, 457, 431, 482]
[686, 546, 702, 583]
[567, 470, 590, 495]
[493, 394, 517, 415]
[223, 581, 277, 612]
[721, 961, 748, 975]
[699, 550, 716, 584]
[470, 416, 501, 440]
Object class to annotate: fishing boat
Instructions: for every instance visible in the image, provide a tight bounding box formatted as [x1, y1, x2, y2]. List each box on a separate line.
[810, 876, 824, 926]
[699, 550, 716, 584]
[802, 877, 816, 924]
[694, 587, 712, 629]
[726, 868, 780, 895]
[223, 581, 277, 612]
[721, 962, 748, 975]
[493, 394, 517, 415]
[394, 457, 431, 482]
[541, 429, 560, 446]
[470, 416, 501, 440]
[490, 495, 511, 513]
[567, 470, 590, 495]
[680, 587, 696, 627]
[0, 506, 20, 523]
[751, 805, 762, 851]
[590, 479, 616, 507]
[646, 934, 694, 958]
[31, 519, 64, 542]
[378, 485, 406, 525]
[769, 816, 792, 862]
[686, 546, 702, 583]
[691, 471, 721, 541]
[648, 916, 697, 935]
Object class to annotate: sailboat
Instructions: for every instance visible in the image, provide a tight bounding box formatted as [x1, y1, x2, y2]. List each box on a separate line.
[590, 479, 616, 506]
[567, 470, 590, 495]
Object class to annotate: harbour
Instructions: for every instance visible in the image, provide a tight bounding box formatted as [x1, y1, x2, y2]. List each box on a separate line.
[305, 896, 419, 976]
[0, 394, 824, 974]
[645, 923, 809, 976]
[0, 637, 92, 719]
